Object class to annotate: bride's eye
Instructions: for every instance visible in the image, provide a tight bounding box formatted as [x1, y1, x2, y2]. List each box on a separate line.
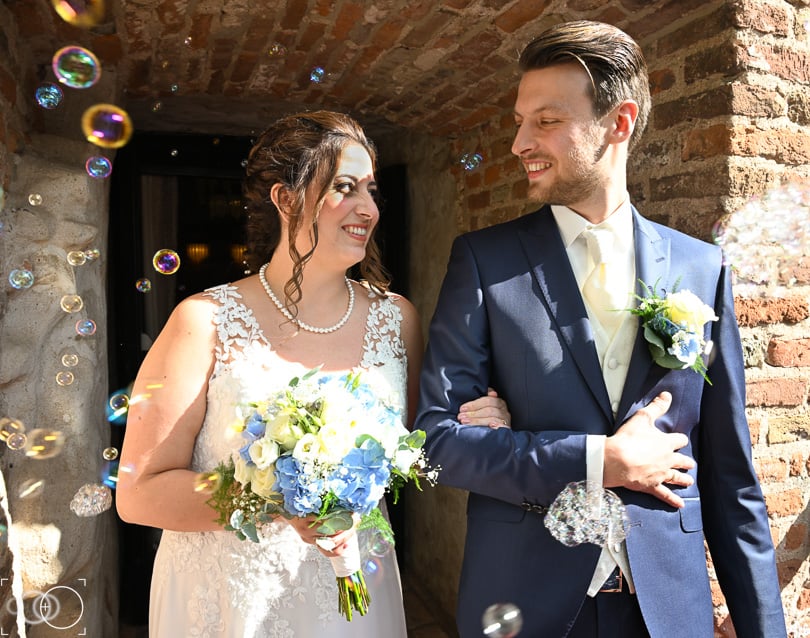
[334, 181, 355, 195]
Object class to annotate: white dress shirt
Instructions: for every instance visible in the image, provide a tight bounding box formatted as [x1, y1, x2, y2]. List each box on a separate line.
[550, 198, 639, 595]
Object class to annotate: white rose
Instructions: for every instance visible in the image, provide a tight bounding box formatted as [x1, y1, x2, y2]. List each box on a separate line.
[392, 447, 421, 474]
[292, 433, 326, 464]
[664, 290, 718, 332]
[233, 457, 255, 487]
[266, 413, 304, 451]
[249, 437, 280, 470]
[250, 465, 277, 499]
[316, 422, 356, 463]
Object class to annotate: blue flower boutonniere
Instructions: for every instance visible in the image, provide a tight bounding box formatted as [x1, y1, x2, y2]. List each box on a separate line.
[629, 281, 718, 384]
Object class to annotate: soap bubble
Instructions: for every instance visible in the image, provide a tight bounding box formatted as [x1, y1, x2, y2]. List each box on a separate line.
[460, 152, 483, 171]
[18, 478, 45, 499]
[151, 101, 163, 112]
[61, 352, 80, 367]
[60, 294, 84, 313]
[51, 0, 105, 28]
[35, 83, 64, 109]
[55, 371, 75, 386]
[107, 390, 130, 424]
[28, 193, 43, 206]
[135, 277, 152, 292]
[310, 66, 325, 83]
[70, 483, 112, 516]
[75, 319, 97, 336]
[24, 429, 66, 460]
[153, 249, 180, 275]
[193, 471, 221, 494]
[81, 103, 133, 149]
[52, 46, 101, 89]
[67, 250, 87, 266]
[170, 149, 179, 157]
[109, 393, 129, 411]
[544, 480, 627, 548]
[86, 155, 112, 178]
[482, 602, 523, 637]
[268, 43, 287, 57]
[9, 268, 34, 289]
[84, 248, 100, 261]
[170, 83, 179, 93]
[714, 180, 810, 295]
[0, 417, 26, 443]
[102, 446, 118, 461]
[183, 36, 192, 46]
[5, 432, 27, 451]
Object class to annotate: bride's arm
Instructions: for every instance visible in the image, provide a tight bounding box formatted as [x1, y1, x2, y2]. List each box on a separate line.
[116, 293, 222, 532]
[396, 296, 423, 431]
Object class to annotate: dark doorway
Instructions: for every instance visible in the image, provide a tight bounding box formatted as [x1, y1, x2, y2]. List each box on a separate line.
[107, 131, 411, 632]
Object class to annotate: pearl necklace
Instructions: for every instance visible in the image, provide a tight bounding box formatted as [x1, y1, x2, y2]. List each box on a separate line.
[258, 263, 355, 334]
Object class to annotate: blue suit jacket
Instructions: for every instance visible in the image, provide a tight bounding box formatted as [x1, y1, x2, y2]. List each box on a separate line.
[416, 206, 786, 638]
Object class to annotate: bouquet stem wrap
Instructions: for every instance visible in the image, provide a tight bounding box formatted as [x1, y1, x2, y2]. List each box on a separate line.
[330, 536, 370, 620]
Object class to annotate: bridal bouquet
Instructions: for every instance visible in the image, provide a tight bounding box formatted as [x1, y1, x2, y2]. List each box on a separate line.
[630, 280, 718, 384]
[207, 367, 435, 620]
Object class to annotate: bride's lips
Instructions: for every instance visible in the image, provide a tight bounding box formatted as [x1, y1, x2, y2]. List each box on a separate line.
[342, 224, 369, 240]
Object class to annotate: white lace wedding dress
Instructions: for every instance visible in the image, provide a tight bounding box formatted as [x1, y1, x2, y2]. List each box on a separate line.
[149, 283, 409, 637]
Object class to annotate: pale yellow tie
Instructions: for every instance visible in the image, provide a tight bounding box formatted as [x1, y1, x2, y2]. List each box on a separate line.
[580, 227, 624, 338]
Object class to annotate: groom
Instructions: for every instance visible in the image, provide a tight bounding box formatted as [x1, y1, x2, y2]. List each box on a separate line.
[416, 20, 786, 638]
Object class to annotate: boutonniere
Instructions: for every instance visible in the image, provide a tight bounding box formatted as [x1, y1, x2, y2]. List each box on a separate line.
[629, 280, 718, 384]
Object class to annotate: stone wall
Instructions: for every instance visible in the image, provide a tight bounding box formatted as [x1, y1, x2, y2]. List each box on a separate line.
[405, 1, 810, 635]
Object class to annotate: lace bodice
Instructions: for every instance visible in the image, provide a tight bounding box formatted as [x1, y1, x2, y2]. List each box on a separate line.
[149, 283, 409, 638]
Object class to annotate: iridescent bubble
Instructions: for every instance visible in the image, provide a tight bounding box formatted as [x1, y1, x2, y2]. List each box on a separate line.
[86, 155, 112, 178]
[81, 103, 133, 149]
[310, 66, 325, 83]
[55, 370, 75, 386]
[8, 268, 34, 290]
[60, 294, 84, 313]
[151, 101, 163, 112]
[240, 158, 248, 168]
[52, 46, 101, 89]
[135, 277, 152, 293]
[51, 0, 105, 28]
[714, 180, 810, 295]
[170, 149, 179, 157]
[70, 483, 112, 516]
[109, 393, 129, 411]
[67, 250, 87, 266]
[24, 429, 66, 460]
[28, 193, 43, 206]
[18, 478, 45, 499]
[84, 248, 100, 261]
[362, 557, 384, 586]
[460, 152, 483, 171]
[544, 480, 627, 548]
[367, 530, 392, 557]
[152, 249, 181, 275]
[5, 432, 27, 451]
[0, 417, 26, 442]
[101, 459, 119, 488]
[102, 446, 118, 461]
[193, 471, 221, 494]
[482, 602, 523, 638]
[61, 352, 79, 367]
[35, 83, 64, 109]
[268, 43, 287, 57]
[75, 319, 97, 336]
[183, 36, 192, 46]
[170, 83, 179, 93]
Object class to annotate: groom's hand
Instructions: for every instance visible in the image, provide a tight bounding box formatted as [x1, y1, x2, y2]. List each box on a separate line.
[603, 391, 695, 508]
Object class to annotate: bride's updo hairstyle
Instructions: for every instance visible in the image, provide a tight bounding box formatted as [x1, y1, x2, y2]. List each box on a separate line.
[243, 110, 390, 314]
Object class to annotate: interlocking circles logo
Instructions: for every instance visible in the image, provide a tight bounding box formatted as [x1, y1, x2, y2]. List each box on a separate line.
[2, 579, 86, 634]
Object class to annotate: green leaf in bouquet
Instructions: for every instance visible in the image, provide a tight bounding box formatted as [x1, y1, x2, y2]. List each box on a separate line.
[358, 506, 395, 546]
[315, 509, 354, 535]
[404, 429, 426, 447]
[241, 522, 259, 543]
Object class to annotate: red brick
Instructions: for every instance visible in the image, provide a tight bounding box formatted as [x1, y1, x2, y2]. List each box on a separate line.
[790, 452, 807, 477]
[798, 586, 810, 610]
[683, 125, 731, 161]
[731, 0, 790, 35]
[494, 0, 552, 34]
[784, 522, 808, 551]
[467, 191, 490, 211]
[402, 12, 453, 48]
[765, 488, 805, 517]
[767, 338, 810, 368]
[776, 557, 803, 587]
[754, 456, 788, 481]
[281, 0, 309, 30]
[188, 12, 213, 49]
[735, 295, 810, 327]
[746, 377, 809, 407]
[648, 68, 676, 96]
[91, 34, 123, 64]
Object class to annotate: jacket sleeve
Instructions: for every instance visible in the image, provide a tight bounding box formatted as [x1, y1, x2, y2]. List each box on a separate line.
[415, 234, 589, 508]
[697, 264, 787, 637]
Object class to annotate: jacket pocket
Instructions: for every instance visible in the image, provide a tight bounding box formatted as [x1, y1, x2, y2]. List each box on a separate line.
[679, 497, 703, 532]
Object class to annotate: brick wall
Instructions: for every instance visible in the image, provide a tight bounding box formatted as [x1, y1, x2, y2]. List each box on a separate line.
[441, 1, 810, 635]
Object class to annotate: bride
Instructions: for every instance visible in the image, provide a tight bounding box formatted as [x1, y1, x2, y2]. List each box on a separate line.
[116, 110, 509, 637]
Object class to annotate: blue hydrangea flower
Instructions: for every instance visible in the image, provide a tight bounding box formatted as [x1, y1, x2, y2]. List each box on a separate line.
[668, 330, 702, 366]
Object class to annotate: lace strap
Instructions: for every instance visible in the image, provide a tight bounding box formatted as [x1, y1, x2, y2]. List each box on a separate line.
[202, 284, 268, 372]
[361, 293, 406, 369]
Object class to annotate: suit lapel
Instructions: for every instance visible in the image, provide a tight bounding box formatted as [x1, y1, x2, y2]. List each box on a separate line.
[517, 208, 612, 418]
[615, 210, 671, 423]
